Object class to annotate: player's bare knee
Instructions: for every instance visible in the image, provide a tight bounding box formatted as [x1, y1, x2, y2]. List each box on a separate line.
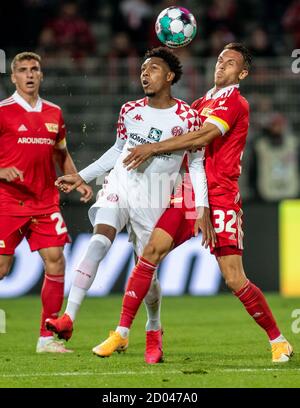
[224, 270, 245, 291]
[0, 263, 10, 279]
[143, 241, 163, 264]
[0, 256, 13, 279]
[44, 253, 65, 276]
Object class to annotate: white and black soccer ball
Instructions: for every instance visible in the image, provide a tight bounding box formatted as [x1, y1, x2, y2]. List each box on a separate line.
[155, 6, 197, 48]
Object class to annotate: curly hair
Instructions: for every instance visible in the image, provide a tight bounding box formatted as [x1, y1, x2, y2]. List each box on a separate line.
[144, 47, 183, 85]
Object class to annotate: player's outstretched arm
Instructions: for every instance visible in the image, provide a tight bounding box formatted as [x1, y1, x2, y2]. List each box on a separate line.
[55, 173, 84, 193]
[78, 139, 125, 184]
[54, 147, 93, 202]
[124, 123, 221, 170]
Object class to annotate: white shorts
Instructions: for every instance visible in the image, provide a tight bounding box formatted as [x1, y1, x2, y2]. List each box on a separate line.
[88, 171, 164, 256]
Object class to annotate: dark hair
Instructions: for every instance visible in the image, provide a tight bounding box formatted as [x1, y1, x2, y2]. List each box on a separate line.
[144, 47, 183, 84]
[223, 43, 252, 71]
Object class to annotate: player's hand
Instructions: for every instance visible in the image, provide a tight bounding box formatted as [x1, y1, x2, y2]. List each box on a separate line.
[194, 206, 216, 248]
[123, 145, 155, 170]
[55, 173, 84, 193]
[76, 183, 93, 203]
[0, 167, 24, 182]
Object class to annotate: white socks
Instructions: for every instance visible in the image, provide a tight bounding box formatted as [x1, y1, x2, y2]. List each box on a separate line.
[270, 334, 286, 344]
[65, 234, 112, 321]
[116, 326, 129, 338]
[144, 278, 162, 332]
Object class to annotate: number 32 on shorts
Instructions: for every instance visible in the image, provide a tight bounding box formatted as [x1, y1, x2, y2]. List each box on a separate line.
[213, 209, 237, 234]
[51, 212, 68, 235]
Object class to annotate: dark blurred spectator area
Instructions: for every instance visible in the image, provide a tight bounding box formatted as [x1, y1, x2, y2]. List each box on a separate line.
[0, 0, 299, 203]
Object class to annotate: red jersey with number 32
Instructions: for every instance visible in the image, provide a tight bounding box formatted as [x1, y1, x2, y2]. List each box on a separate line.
[0, 92, 66, 215]
[192, 84, 249, 198]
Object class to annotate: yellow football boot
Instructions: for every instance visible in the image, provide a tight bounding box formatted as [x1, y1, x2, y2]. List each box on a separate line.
[92, 331, 128, 357]
[271, 341, 293, 363]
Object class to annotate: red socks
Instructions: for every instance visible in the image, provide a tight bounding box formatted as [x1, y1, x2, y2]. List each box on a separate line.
[40, 274, 64, 337]
[119, 257, 157, 328]
[234, 280, 280, 340]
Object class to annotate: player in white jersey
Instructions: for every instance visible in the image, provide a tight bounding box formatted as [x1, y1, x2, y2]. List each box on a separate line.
[45, 48, 211, 360]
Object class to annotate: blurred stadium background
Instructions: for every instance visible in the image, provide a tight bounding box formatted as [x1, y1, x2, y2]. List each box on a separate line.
[1, 0, 300, 298]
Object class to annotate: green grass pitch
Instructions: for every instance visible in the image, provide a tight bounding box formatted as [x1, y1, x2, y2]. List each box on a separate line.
[0, 294, 299, 388]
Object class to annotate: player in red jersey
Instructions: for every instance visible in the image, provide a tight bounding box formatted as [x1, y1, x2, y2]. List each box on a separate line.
[0, 52, 93, 353]
[96, 43, 293, 364]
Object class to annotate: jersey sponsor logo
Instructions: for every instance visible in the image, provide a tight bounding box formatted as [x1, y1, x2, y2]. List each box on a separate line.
[18, 124, 28, 132]
[148, 127, 162, 142]
[200, 107, 213, 117]
[17, 137, 55, 145]
[45, 123, 59, 133]
[129, 133, 151, 145]
[213, 106, 228, 111]
[107, 193, 119, 202]
[171, 126, 184, 136]
[0, 240, 5, 248]
[133, 114, 143, 121]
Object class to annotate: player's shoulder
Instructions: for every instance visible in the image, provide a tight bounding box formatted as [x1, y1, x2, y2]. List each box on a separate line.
[175, 98, 200, 119]
[41, 98, 62, 112]
[0, 96, 16, 110]
[191, 97, 205, 111]
[120, 98, 147, 116]
[227, 87, 249, 112]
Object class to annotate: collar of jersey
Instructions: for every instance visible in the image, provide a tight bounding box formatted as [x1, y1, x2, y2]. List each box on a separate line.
[12, 91, 42, 112]
[205, 84, 239, 100]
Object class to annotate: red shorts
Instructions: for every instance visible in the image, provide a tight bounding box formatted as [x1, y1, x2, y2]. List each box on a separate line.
[155, 206, 195, 249]
[0, 212, 71, 255]
[209, 193, 243, 256]
[155, 192, 243, 257]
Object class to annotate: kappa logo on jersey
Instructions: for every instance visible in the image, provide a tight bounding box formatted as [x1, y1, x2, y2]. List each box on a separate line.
[171, 126, 184, 136]
[0, 240, 5, 248]
[133, 114, 143, 121]
[148, 127, 162, 142]
[18, 124, 28, 132]
[107, 193, 119, 202]
[45, 123, 59, 133]
[200, 107, 213, 117]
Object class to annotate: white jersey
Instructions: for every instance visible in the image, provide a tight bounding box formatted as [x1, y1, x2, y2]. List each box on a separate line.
[87, 97, 203, 255]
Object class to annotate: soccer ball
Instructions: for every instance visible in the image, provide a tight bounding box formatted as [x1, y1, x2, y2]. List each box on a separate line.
[155, 6, 197, 48]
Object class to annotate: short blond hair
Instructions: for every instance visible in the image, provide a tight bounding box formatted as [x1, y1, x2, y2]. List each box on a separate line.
[11, 52, 42, 72]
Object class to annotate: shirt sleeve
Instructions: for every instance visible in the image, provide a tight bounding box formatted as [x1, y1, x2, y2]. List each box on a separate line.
[187, 149, 209, 208]
[55, 110, 67, 149]
[78, 138, 125, 183]
[205, 95, 244, 136]
[78, 106, 127, 183]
